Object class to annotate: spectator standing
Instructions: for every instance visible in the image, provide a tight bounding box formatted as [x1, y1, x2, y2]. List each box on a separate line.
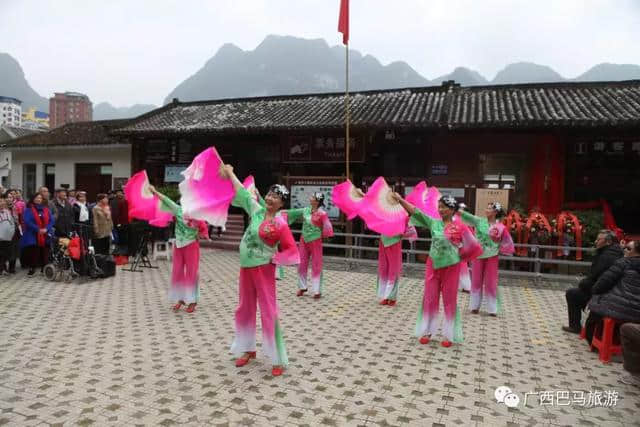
[2, 192, 21, 273]
[92, 194, 113, 255]
[67, 189, 77, 206]
[563, 230, 623, 333]
[110, 189, 130, 253]
[0, 197, 16, 274]
[73, 191, 92, 226]
[21, 193, 54, 276]
[51, 189, 74, 238]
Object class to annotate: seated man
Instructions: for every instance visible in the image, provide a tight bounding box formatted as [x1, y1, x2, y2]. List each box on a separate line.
[585, 240, 640, 343]
[563, 229, 622, 334]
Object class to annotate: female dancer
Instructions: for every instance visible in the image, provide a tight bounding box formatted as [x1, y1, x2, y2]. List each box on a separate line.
[150, 186, 207, 313]
[394, 193, 478, 347]
[223, 165, 300, 376]
[377, 220, 417, 306]
[460, 202, 514, 315]
[285, 193, 333, 298]
[248, 183, 285, 281]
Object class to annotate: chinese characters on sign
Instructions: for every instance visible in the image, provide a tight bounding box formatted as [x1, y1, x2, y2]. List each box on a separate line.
[286, 135, 364, 163]
[164, 165, 188, 183]
[431, 164, 448, 175]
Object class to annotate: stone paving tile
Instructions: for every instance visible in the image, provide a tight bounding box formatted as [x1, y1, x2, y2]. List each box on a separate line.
[0, 249, 639, 426]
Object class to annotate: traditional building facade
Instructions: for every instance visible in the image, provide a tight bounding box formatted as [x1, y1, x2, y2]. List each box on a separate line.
[4, 120, 131, 199]
[112, 80, 640, 231]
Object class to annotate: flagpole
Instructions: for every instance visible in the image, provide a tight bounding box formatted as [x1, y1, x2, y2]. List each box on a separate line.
[345, 43, 350, 181]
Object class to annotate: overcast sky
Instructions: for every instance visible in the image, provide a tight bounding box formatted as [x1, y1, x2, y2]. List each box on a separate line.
[1, 0, 639, 107]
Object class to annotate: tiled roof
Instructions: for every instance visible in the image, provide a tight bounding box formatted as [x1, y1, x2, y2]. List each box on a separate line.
[116, 88, 447, 135]
[446, 82, 640, 129]
[3, 120, 129, 147]
[0, 125, 44, 140]
[115, 80, 640, 135]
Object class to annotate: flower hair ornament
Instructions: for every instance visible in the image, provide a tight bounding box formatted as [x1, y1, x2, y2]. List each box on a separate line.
[439, 195, 458, 210]
[269, 184, 290, 203]
[489, 201, 506, 218]
[489, 202, 503, 212]
[313, 192, 325, 207]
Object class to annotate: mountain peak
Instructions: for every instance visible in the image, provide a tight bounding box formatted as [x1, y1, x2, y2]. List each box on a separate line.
[0, 52, 49, 112]
[492, 62, 565, 84]
[574, 63, 640, 82]
[432, 66, 488, 86]
[164, 35, 428, 104]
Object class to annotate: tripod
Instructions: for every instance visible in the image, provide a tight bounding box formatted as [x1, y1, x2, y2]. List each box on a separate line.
[124, 229, 157, 272]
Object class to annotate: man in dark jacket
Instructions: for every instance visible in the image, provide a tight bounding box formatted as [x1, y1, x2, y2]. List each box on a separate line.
[51, 189, 75, 238]
[585, 240, 640, 343]
[562, 229, 623, 333]
[110, 189, 130, 255]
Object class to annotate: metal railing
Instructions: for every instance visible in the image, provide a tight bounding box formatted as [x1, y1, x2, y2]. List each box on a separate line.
[291, 230, 594, 282]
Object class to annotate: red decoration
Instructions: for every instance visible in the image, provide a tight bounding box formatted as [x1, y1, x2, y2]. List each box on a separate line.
[522, 211, 553, 250]
[338, 0, 349, 45]
[504, 210, 525, 256]
[564, 199, 625, 240]
[556, 211, 583, 260]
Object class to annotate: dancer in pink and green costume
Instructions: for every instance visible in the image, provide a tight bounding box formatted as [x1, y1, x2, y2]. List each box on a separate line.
[377, 221, 417, 306]
[459, 202, 514, 315]
[285, 193, 334, 298]
[394, 193, 482, 347]
[150, 186, 208, 313]
[224, 165, 300, 377]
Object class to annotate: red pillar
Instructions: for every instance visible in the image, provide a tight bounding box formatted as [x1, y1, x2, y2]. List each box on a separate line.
[528, 135, 565, 214]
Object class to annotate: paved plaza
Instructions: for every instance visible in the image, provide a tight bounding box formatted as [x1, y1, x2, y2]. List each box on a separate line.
[0, 249, 638, 426]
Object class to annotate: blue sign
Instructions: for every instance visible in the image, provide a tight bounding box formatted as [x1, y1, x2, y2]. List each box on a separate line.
[164, 165, 187, 182]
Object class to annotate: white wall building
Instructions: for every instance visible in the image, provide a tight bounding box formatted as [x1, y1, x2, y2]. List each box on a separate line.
[2, 120, 132, 198]
[0, 96, 22, 127]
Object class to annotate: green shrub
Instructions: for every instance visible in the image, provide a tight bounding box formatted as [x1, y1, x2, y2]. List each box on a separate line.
[574, 210, 604, 248]
[155, 185, 181, 203]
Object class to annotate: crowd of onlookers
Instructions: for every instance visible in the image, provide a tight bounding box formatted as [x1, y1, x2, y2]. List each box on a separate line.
[0, 185, 131, 276]
[563, 229, 640, 387]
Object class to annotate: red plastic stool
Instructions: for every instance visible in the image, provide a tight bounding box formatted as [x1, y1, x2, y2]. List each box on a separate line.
[590, 317, 623, 363]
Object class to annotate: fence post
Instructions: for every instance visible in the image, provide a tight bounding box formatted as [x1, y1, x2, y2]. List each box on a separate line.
[533, 245, 541, 275]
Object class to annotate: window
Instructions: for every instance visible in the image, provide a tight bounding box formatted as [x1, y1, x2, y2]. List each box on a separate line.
[23, 164, 36, 197]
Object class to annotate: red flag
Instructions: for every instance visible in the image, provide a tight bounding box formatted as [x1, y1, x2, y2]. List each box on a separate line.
[338, 0, 349, 45]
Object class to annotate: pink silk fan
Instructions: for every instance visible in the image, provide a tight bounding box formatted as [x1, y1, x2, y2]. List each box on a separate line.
[406, 181, 442, 219]
[331, 180, 365, 220]
[124, 170, 174, 227]
[358, 177, 408, 237]
[178, 146, 235, 227]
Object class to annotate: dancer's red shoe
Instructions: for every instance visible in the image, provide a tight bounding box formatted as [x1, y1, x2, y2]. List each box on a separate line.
[235, 352, 256, 367]
[419, 336, 430, 345]
[173, 301, 185, 311]
[379, 299, 389, 305]
[296, 289, 307, 297]
[271, 366, 284, 376]
[441, 341, 452, 348]
[186, 303, 196, 313]
[471, 309, 479, 314]
[313, 294, 321, 299]
[388, 300, 396, 307]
